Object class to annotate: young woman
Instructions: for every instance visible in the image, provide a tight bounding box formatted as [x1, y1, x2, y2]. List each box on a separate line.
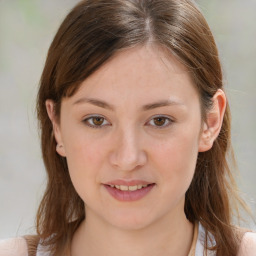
[1, 0, 255, 255]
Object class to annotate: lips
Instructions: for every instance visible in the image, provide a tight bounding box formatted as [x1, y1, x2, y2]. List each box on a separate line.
[108, 184, 150, 191]
[103, 180, 155, 201]
[105, 179, 153, 186]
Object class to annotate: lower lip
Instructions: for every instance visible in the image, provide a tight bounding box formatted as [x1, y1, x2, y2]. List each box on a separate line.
[103, 184, 155, 202]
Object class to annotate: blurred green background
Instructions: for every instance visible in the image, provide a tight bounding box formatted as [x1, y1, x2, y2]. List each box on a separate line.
[0, 0, 255, 238]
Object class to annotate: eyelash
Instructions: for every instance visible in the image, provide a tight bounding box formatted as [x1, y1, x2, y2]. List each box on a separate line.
[146, 115, 174, 129]
[83, 115, 110, 129]
[82, 115, 174, 129]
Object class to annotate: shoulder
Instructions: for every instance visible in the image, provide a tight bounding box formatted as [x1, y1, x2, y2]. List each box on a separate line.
[238, 232, 256, 256]
[0, 237, 28, 256]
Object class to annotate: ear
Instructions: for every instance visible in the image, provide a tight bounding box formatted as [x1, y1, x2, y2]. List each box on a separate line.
[45, 100, 66, 157]
[198, 89, 226, 152]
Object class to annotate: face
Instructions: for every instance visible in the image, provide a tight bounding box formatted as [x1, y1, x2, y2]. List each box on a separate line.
[49, 45, 208, 230]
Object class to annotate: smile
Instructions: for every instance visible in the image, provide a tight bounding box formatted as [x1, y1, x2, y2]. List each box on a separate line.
[103, 182, 155, 201]
[109, 184, 150, 191]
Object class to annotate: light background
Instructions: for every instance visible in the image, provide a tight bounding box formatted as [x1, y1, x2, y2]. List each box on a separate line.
[0, 0, 255, 239]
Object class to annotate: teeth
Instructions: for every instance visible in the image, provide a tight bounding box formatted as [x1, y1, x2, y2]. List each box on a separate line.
[129, 185, 138, 191]
[120, 185, 128, 191]
[111, 184, 150, 191]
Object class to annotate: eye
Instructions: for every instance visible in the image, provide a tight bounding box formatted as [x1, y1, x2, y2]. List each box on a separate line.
[83, 115, 110, 128]
[147, 116, 173, 128]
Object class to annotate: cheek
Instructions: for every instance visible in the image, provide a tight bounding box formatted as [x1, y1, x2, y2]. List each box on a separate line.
[63, 137, 107, 205]
[62, 130, 108, 197]
[151, 130, 199, 187]
[63, 126, 106, 168]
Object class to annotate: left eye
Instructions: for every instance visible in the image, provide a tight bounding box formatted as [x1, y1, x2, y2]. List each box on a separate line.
[147, 116, 173, 128]
[83, 116, 110, 128]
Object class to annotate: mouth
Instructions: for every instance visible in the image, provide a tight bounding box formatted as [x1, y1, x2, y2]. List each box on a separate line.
[103, 182, 156, 201]
[106, 183, 155, 191]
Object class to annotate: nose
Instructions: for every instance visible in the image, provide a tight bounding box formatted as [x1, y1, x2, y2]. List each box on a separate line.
[109, 127, 147, 172]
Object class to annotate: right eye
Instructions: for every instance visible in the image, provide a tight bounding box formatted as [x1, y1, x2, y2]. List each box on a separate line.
[83, 115, 110, 128]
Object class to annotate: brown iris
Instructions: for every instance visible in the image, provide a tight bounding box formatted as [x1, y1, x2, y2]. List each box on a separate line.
[153, 117, 166, 126]
[92, 117, 104, 126]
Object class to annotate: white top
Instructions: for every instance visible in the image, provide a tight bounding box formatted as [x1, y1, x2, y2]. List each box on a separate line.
[1, 223, 256, 256]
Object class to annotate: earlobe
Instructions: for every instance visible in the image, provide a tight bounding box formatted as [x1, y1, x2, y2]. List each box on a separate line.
[45, 100, 66, 157]
[198, 89, 226, 152]
[56, 143, 66, 157]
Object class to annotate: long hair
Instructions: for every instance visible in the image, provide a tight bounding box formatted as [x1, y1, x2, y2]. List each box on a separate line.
[35, 0, 246, 255]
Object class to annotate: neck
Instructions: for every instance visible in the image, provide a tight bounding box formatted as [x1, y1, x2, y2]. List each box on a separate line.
[71, 206, 194, 256]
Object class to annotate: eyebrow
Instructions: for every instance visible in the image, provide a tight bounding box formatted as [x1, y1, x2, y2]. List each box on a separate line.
[73, 98, 115, 110]
[73, 97, 185, 111]
[142, 99, 185, 111]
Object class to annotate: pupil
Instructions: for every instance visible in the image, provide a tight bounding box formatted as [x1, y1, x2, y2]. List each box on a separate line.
[93, 117, 103, 125]
[154, 117, 165, 126]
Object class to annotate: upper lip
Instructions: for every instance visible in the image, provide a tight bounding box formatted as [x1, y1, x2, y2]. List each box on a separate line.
[104, 179, 154, 186]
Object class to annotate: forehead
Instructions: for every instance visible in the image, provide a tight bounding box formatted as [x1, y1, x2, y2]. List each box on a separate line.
[67, 45, 198, 106]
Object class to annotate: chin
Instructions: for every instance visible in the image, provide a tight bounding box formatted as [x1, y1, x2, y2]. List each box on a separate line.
[104, 210, 156, 231]
[110, 219, 152, 231]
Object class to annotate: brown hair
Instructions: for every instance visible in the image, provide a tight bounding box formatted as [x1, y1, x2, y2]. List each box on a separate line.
[34, 0, 247, 255]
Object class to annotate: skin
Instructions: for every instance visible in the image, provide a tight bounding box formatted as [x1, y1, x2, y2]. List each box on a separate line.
[46, 45, 226, 256]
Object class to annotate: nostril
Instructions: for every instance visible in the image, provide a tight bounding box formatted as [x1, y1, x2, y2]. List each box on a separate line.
[109, 148, 147, 171]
